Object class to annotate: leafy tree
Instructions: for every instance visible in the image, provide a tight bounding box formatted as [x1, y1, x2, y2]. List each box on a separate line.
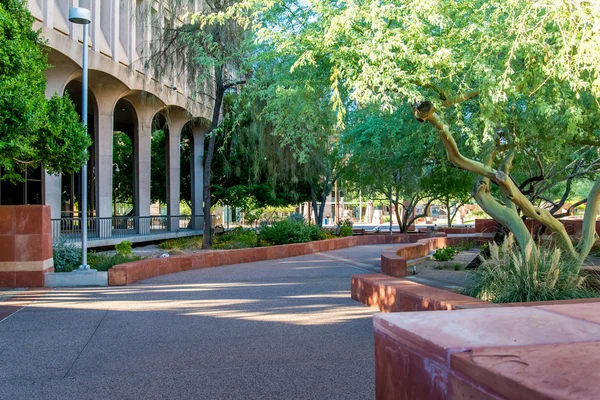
[249, 0, 600, 267]
[0, 0, 89, 182]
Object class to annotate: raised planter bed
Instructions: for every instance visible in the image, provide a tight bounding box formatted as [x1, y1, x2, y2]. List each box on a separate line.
[108, 233, 432, 286]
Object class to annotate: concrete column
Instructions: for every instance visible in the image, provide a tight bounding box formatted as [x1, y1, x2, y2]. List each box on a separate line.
[110, 0, 120, 63]
[96, 103, 115, 238]
[166, 114, 190, 231]
[191, 126, 206, 229]
[134, 108, 153, 234]
[42, 0, 54, 28]
[91, 0, 100, 52]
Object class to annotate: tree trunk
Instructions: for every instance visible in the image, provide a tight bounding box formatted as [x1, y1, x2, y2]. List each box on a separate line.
[446, 200, 452, 228]
[201, 65, 224, 249]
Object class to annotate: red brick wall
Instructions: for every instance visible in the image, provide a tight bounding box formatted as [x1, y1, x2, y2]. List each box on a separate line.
[0, 206, 53, 287]
[108, 233, 432, 286]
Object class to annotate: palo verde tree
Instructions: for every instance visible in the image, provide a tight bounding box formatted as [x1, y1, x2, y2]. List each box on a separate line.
[0, 0, 89, 183]
[251, 0, 600, 267]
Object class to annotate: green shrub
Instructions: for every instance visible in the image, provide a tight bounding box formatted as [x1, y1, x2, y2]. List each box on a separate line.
[454, 263, 462, 271]
[432, 246, 457, 261]
[214, 227, 258, 249]
[339, 225, 353, 237]
[52, 239, 81, 272]
[288, 213, 305, 223]
[462, 236, 597, 303]
[335, 218, 353, 236]
[260, 220, 324, 245]
[88, 253, 144, 272]
[115, 240, 133, 257]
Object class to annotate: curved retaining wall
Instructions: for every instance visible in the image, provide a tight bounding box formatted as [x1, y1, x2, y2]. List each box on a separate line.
[108, 233, 431, 286]
[380, 235, 487, 278]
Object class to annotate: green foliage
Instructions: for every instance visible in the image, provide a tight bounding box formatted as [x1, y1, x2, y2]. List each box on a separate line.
[115, 240, 133, 257]
[456, 240, 478, 253]
[432, 247, 457, 262]
[0, 0, 89, 181]
[213, 227, 258, 249]
[88, 253, 144, 272]
[158, 235, 203, 250]
[113, 132, 134, 204]
[335, 218, 353, 237]
[454, 264, 462, 271]
[288, 213, 305, 223]
[52, 240, 81, 272]
[339, 226, 353, 237]
[260, 220, 325, 245]
[463, 236, 597, 303]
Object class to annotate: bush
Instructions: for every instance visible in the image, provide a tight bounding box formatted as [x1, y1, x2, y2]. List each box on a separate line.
[88, 253, 144, 272]
[339, 225, 353, 237]
[463, 236, 597, 303]
[260, 220, 324, 245]
[214, 227, 258, 249]
[335, 218, 353, 236]
[432, 246, 457, 261]
[288, 213, 305, 223]
[115, 240, 133, 257]
[52, 239, 81, 272]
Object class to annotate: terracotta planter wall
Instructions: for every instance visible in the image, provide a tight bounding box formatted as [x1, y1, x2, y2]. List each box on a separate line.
[0, 206, 53, 287]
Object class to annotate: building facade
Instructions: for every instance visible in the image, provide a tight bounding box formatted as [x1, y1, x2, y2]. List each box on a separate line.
[10, 1, 213, 244]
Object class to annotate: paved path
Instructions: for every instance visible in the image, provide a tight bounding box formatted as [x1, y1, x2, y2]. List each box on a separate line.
[0, 244, 398, 400]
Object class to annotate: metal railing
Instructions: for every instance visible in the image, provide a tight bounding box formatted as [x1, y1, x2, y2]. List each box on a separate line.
[52, 215, 214, 243]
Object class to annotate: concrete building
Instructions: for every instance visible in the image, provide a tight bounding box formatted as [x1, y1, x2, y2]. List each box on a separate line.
[1, 1, 214, 245]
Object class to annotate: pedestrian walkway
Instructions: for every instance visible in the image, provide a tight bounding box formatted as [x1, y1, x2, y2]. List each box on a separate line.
[0, 245, 399, 400]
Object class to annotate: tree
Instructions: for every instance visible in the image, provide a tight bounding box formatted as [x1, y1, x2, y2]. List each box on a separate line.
[249, 0, 600, 267]
[0, 0, 89, 183]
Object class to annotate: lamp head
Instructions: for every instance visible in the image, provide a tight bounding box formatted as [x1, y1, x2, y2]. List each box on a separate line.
[68, 7, 91, 25]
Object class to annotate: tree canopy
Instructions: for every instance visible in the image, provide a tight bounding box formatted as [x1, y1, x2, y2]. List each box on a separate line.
[0, 0, 89, 182]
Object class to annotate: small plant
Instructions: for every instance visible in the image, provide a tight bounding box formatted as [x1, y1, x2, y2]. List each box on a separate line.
[52, 239, 81, 272]
[335, 218, 353, 236]
[463, 235, 597, 303]
[115, 240, 133, 257]
[454, 264, 462, 271]
[432, 246, 457, 261]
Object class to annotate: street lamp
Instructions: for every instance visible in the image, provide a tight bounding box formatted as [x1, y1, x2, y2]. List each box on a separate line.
[69, 7, 91, 270]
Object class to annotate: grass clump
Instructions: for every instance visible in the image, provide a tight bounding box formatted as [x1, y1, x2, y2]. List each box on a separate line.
[158, 235, 202, 250]
[463, 235, 597, 303]
[214, 227, 258, 249]
[260, 220, 325, 245]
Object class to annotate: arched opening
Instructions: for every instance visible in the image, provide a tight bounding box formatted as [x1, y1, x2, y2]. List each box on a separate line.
[180, 124, 193, 215]
[61, 80, 98, 220]
[112, 99, 137, 217]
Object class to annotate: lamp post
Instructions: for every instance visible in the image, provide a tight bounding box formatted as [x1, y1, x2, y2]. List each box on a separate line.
[69, 7, 92, 270]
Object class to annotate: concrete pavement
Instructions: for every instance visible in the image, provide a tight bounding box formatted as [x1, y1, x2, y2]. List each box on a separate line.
[0, 245, 397, 400]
